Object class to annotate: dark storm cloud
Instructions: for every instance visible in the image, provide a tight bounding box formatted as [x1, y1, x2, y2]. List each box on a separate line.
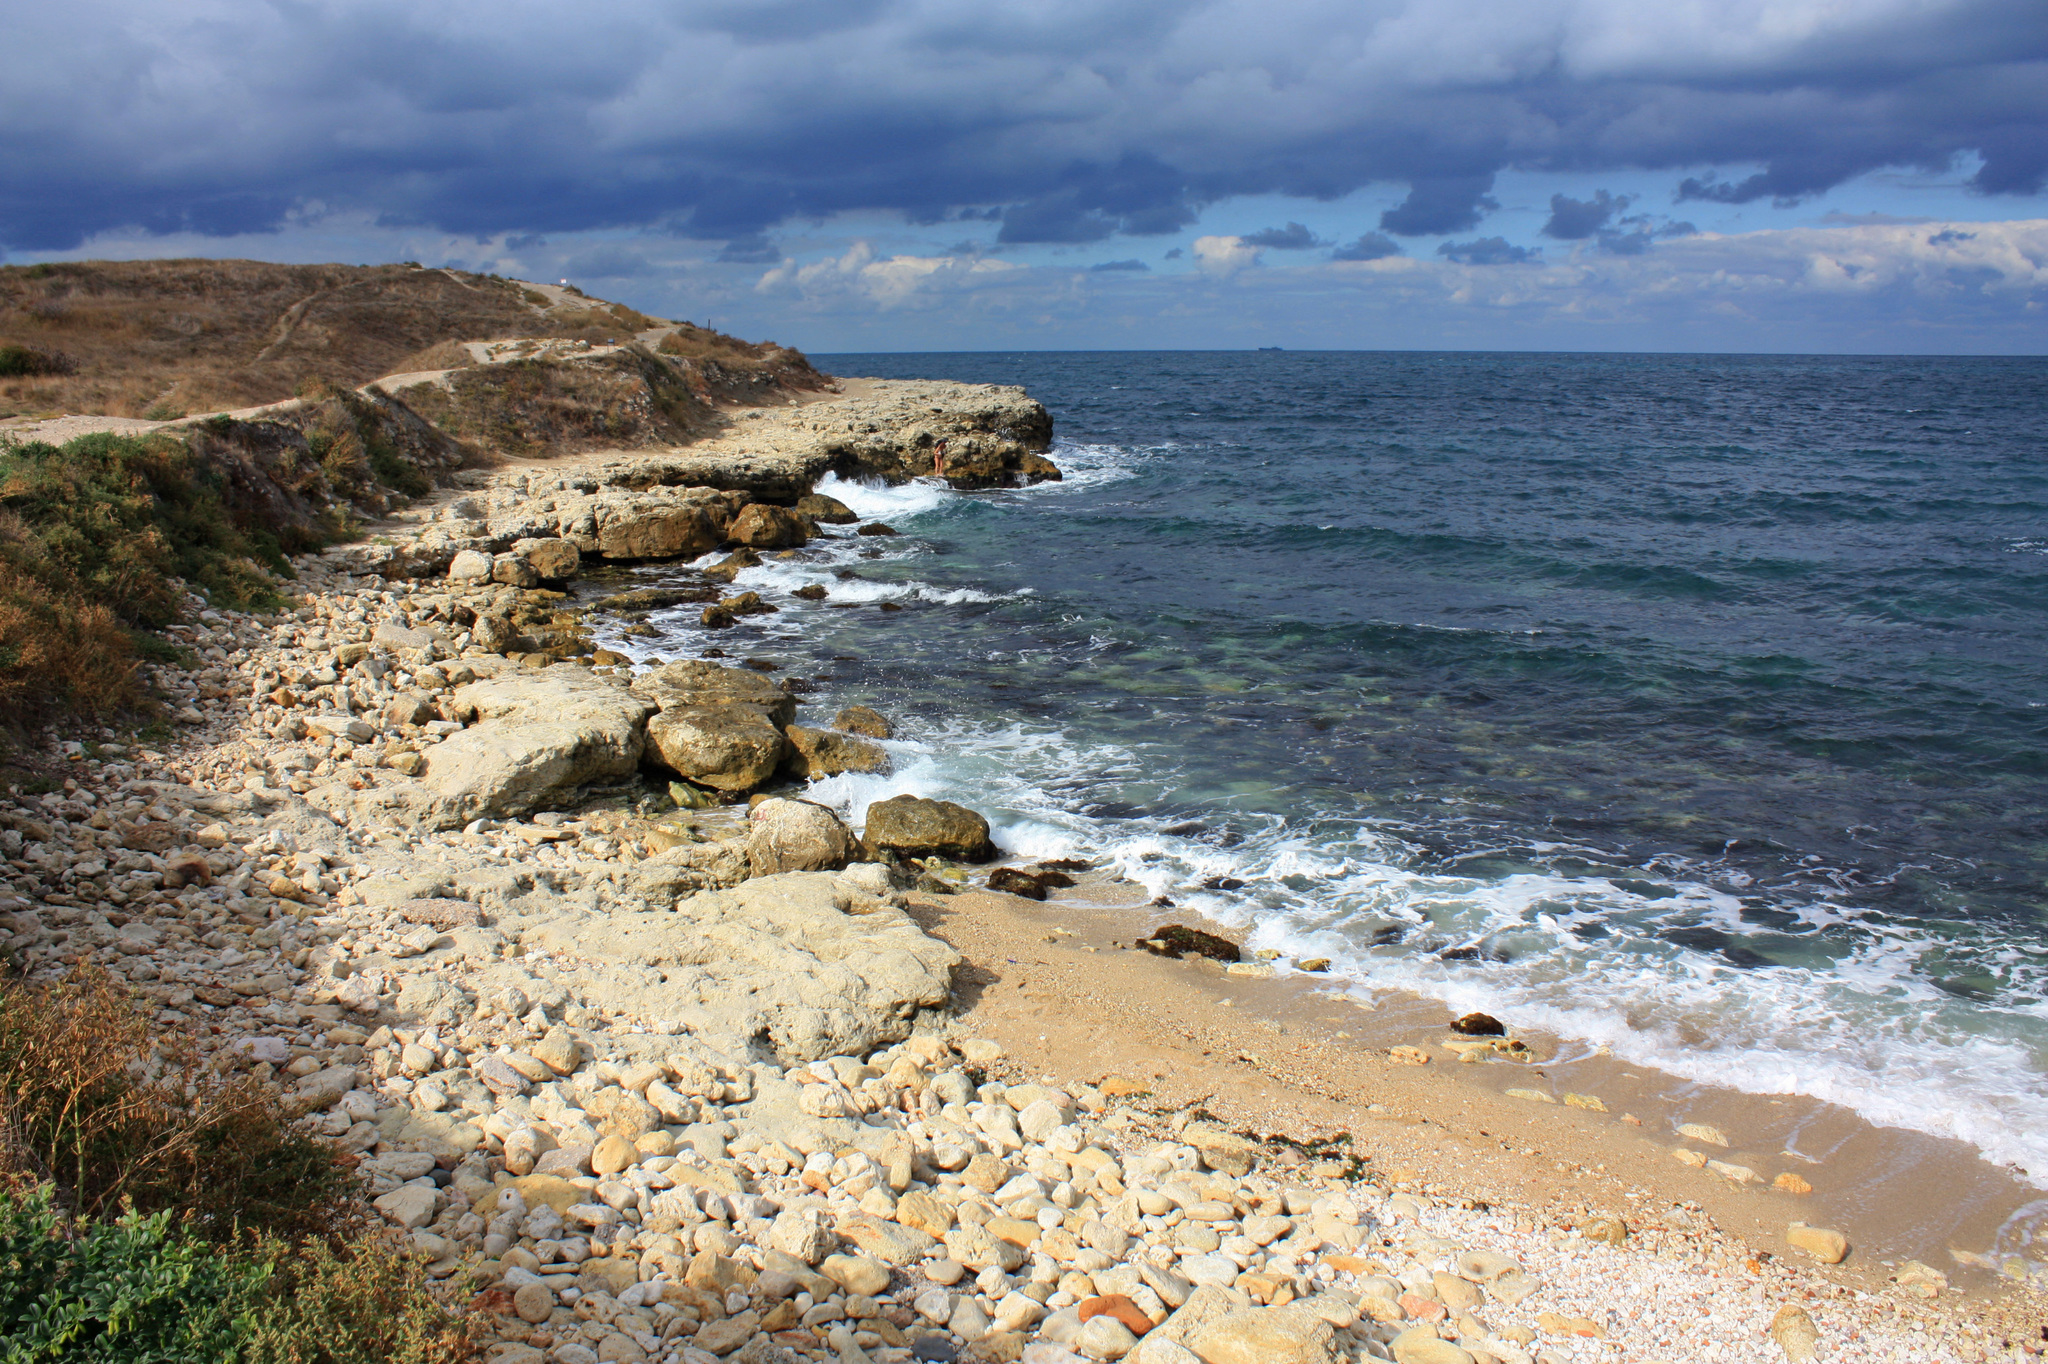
[1380, 176, 1501, 237]
[1437, 237, 1540, 264]
[1, 0, 2043, 253]
[1331, 232, 1402, 261]
[1543, 192, 1629, 240]
[715, 235, 784, 264]
[1241, 222, 1322, 249]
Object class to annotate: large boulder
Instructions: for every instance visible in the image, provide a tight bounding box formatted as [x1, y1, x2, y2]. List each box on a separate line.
[518, 871, 960, 1061]
[747, 798, 860, 876]
[783, 724, 890, 779]
[594, 501, 724, 560]
[512, 536, 581, 580]
[796, 493, 857, 525]
[631, 660, 797, 792]
[645, 706, 787, 791]
[631, 659, 796, 727]
[1186, 1306, 1337, 1364]
[727, 504, 811, 549]
[863, 796, 996, 863]
[380, 667, 654, 829]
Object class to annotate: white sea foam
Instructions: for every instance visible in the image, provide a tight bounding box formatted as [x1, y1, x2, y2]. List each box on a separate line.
[790, 707, 2048, 1186]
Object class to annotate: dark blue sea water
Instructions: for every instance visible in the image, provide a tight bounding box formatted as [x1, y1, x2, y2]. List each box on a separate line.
[605, 351, 2048, 1177]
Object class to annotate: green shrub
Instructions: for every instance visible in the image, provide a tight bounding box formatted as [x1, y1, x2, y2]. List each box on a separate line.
[0, 1186, 484, 1364]
[0, 431, 292, 721]
[0, 1185, 252, 1363]
[0, 345, 74, 379]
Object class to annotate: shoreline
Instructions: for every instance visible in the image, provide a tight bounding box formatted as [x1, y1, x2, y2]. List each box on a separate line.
[4, 375, 2043, 1361]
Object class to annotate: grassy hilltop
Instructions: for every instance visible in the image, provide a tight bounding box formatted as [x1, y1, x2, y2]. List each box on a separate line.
[0, 259, 826, 726]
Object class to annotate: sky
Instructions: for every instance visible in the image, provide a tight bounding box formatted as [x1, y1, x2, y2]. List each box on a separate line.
[2, 0, 2045, 353]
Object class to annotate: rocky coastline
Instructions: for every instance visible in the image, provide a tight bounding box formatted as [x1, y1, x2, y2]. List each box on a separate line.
[0, 376, 2035, 1364]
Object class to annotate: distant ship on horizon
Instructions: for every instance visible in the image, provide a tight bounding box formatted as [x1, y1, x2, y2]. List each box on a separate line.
[1257, 345, 1284, 351]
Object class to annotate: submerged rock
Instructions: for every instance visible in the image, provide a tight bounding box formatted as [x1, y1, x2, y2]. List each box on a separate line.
[783, 723, 891, 779]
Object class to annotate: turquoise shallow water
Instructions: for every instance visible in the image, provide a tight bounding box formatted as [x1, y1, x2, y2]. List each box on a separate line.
[606, 350, 2048, 1181]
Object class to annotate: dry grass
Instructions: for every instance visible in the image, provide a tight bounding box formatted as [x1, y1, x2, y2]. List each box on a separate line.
[0, 260, 556, 420]
[0, 967, 353, 1238]
[0, 969, 487, 1363]
[403, 345, 708, 457]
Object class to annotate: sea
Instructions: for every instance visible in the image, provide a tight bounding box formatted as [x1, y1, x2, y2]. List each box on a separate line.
[596, 350, 2048, 1185]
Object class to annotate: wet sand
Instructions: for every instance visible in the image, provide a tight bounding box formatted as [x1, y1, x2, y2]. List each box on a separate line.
[908, 869, 2048, 1339]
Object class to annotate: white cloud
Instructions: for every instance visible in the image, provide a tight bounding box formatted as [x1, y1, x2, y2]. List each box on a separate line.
[756, 242, 1021, 308]
[1192, 234, 1261, 276]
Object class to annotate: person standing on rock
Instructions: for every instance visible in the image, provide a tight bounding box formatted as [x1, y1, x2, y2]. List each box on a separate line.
[933, 438, 948, 478]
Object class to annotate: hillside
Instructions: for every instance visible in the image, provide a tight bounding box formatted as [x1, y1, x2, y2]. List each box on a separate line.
[0, 258, 834, 726]
[0, 258, 819, 422]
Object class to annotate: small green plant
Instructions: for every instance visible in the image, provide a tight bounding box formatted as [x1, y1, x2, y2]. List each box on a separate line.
[140, 403, 185, 422]
[0, 1185, 253, 1362]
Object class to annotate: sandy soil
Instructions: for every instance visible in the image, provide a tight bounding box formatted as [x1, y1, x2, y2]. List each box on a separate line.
[907, 868, 2048, 1343]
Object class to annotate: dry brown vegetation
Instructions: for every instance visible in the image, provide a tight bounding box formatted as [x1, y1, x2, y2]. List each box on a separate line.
[0, 969, 485, 1362]
[0, 967, 352, 1235]
[0, 260, 668, 421]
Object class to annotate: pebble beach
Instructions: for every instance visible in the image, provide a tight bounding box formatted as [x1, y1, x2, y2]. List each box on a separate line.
[3, 376, 2044, 1364]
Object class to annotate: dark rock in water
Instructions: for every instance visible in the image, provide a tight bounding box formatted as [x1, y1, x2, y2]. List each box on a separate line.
[591, 585, 718, 611]
[986, 867, 1049, 900]
[1368, 924, 1405, 945]
[1439, 945, 1509, 963]
[1161, 821, 1207, 836]
[792, 583, 827, 600]
[864, 794, 997, 862]
[742, 658, 779, 671]
[797, 492, 859, 525]
[857, 522, 899, 537]
[700, 603, 736, 629]
[1199, 875, 1247, 891]
[1150, 896, 1176, 908]
[720, 591, 778, 616]
[1037, 858, 1091, 873]
[1142, 924, 1240, 962]
[878, 601, 904, 612]
[835, 704, 893, 739]
[1029, 867, 1077, 889]
[1450, 1012, 1506, 1036]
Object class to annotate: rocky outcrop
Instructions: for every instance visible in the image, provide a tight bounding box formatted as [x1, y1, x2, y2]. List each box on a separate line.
[725, 503, 812, 548]
[356, 666, 654, 829]
[631, 660, 797, 792]
[518, 870, 959, 1061]
[863, 795, 997, 862]
[599, 379, 1058, 498]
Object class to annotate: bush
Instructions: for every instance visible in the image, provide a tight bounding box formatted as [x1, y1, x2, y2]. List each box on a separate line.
[0, 345, 75, 378]
[0, 1186, 484, 1364]
[0, 969, 351, 1237]
[0, 431, 289, 722]
[0, 1185, 251, 1362]
[232, 1231, 482, 1364]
